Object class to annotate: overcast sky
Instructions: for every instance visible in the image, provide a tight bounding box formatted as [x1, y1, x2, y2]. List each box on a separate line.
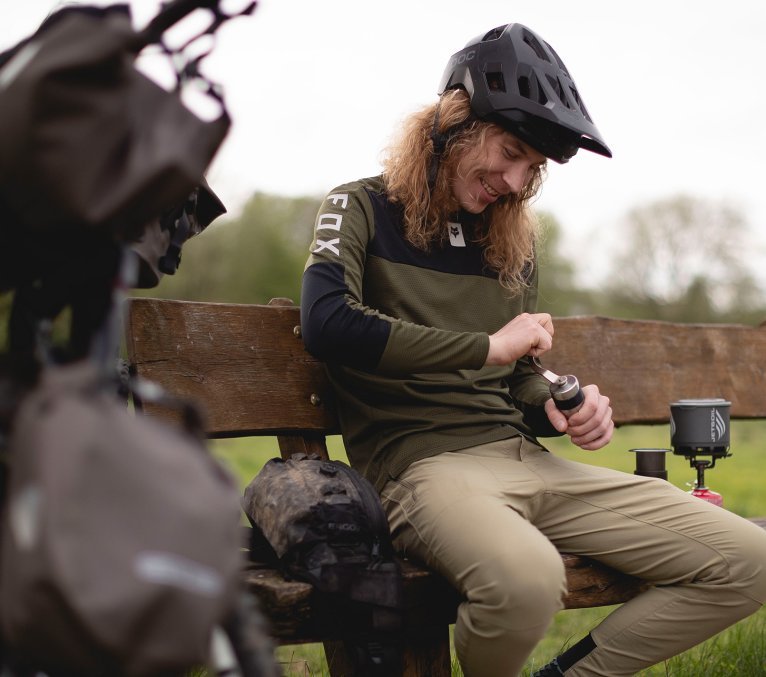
[4, 0, 766, 286]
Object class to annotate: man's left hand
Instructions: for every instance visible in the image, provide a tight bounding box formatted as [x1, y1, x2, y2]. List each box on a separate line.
[544, 384, 613, 450]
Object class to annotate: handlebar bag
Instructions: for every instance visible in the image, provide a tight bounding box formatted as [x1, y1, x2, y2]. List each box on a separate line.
[0, 2, 230, 241]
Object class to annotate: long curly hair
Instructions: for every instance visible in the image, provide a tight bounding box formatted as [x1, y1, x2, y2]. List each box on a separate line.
[381, 89, 546, 293]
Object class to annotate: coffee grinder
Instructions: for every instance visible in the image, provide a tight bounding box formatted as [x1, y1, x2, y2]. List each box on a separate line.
[670, 398, 731, 507]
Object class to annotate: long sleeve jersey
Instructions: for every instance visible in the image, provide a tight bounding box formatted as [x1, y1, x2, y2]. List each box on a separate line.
[300, 176, 559, 491]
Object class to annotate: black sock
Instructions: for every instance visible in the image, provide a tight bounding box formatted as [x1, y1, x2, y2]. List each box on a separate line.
[557, 633, 597, 672]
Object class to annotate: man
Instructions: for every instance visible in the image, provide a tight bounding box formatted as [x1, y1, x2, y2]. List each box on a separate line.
[300, 23, 766, 676]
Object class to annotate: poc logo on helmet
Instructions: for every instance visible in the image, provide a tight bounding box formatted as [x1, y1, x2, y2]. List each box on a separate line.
[449, 49, 476, 69]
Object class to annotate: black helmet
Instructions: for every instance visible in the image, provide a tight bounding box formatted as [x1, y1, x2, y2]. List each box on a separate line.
[438, 23, 611, 163]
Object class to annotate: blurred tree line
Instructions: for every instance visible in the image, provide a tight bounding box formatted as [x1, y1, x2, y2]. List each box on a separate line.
[142, 192, 318, 306]
[2, 191, 764, 352]
[141, 191, 766, 325]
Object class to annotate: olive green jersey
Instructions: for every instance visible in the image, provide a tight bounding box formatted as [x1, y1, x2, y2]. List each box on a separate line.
[301, 176, 557, 491]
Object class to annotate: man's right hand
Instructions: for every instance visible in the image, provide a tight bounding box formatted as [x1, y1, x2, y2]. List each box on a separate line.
[485, 312, 554, 366]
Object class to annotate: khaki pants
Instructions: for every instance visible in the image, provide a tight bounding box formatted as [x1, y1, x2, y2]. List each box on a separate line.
[380, 437, 766, 676]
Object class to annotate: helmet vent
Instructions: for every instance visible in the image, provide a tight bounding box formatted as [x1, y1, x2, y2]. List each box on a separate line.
[482, 25, 507, 41]
[569, 86, 592, 121]
[518, 74, 547, 105]
[485, 71, 506, 93]
[545, 74, 569, 108]
[547, 44, 571, 76]
[484, 63, 506, 93]
[522, 30, 551, 64]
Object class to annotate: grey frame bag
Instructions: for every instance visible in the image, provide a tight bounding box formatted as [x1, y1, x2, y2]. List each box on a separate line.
[0, 361, 244, 676]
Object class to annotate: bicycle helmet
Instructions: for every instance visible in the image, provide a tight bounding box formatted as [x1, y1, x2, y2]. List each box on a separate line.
[438, 23, 611, 163]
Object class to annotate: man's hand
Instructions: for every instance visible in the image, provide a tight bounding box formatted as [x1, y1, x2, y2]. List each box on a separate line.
[544, 384, 613, 450]
[485, 313, 554, 366]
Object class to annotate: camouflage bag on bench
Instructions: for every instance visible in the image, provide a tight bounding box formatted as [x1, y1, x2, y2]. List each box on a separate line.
[243, 453, 403, 673]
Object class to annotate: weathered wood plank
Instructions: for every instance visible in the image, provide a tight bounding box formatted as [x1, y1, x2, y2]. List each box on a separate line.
[127, 299, 766, 435]
[546, 316, 766, 425]
[126, 298, 338, 437]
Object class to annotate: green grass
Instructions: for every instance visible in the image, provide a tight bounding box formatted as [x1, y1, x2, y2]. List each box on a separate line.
[268, 607, 766, 676]
[520, 606, 766, 677]
[214, 421, 766, 676]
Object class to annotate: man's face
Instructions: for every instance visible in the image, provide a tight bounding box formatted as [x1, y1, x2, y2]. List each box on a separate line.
[450, 128, 546, 214]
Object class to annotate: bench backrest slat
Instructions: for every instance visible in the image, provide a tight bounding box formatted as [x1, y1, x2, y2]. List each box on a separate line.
[547, 316, 766, 424]
[126, 298, 766, 437]
[126, 297, 338, 438]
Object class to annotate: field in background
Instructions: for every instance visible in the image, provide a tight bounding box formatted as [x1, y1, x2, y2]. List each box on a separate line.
[213, 419, 766, 517]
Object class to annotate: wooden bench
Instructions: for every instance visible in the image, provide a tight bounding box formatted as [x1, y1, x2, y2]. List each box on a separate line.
[124, 297, 766, 676]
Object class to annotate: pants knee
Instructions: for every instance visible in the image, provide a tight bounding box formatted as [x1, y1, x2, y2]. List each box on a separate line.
[731, 523, 766, 603]
[468, 548, 567, 631]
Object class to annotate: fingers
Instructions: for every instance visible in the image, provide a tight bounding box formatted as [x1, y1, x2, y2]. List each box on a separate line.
[556, 384, 614, 450]
[544, 397, 568, 433]
[533, 312, 554, 339]
[573, 418, 614, 450]
[486, 313, 554, 366]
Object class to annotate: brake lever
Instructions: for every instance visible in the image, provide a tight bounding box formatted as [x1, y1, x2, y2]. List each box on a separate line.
[528, 356, 584, 416]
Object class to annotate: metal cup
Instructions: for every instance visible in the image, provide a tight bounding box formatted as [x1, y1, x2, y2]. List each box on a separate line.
[629, 448, 671, 480]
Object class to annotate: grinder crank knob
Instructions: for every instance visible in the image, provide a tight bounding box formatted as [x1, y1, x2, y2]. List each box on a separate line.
[528, 356, 584, 417]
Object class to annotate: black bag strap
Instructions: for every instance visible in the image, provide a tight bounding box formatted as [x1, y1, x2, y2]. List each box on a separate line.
[135, 0, 257, 112]
[323, 459, 393, 556]
[131, 0, 257, 52]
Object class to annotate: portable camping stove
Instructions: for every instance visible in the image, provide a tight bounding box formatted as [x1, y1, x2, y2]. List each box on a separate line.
[670, 398, 731, 506]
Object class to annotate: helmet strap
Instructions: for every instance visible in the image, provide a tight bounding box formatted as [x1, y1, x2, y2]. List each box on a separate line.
[427, 102, 447, 193]
[427, 101, 474, 193]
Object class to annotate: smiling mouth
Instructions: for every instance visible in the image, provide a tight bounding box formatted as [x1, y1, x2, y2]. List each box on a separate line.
[480, 177, 500, 198]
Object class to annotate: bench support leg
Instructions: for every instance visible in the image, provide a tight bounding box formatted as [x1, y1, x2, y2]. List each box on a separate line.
[323, 624, 451, 676]
[402, 625, 451, 676]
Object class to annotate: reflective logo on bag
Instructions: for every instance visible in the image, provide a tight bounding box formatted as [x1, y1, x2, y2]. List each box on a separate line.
[0, 41, 42, 89]
[9, 484, 42, 550]
[134, 551, 224, 597]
